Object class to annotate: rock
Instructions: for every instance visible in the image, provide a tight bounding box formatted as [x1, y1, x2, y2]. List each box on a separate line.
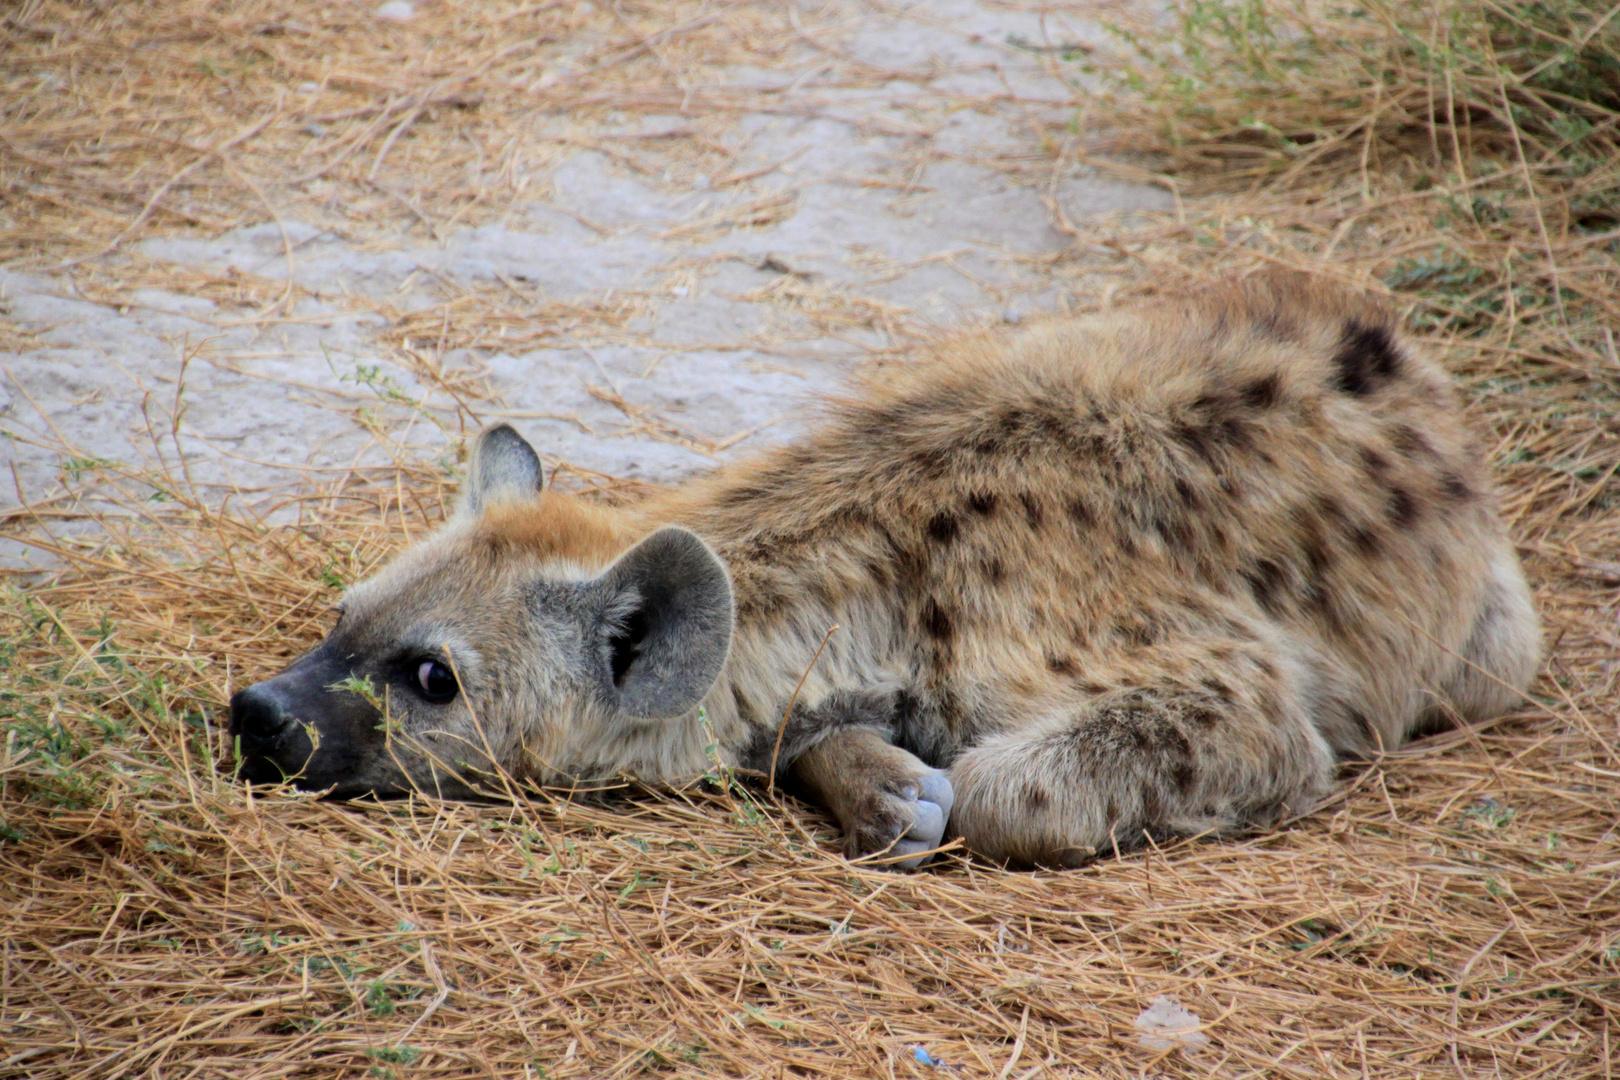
[1134, 996, 1211, 1055]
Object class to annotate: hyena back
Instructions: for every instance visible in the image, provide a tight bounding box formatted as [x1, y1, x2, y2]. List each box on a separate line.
[230, 271, 1539, 868]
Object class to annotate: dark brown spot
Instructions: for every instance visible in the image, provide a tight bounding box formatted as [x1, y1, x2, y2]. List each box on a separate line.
[1022, 784, 1050, 812]
[1301, 529, 1334, 580]
[1173, 478, 1201, 508]
[1349, 524, 1382, 556]
[1171, 423, 1216, 465]
[1387, 486, 1420, 527]
[1068, 498, 1094, 527]
[1332, 319, 1402, 396]
[967, 491, 997, 516]
[1170, 754, 1198, 795]
[1241, 373, 1282, 409]
[1017, 492, 1044, 529]
[1242, 558, 1288, 614]
[1046, 653, 1076, 675]
[966, 430, 1003, 456]
[1115, 616, 1161, 648]
[1157, 514, 1195, 553]
[1315, 494, 1347, 524]
[926, 512, 960, 545]
[1217, 416, 1254, 449]
[1078, 680, 1108, 695]
[997, 407, 1029, 435]
[909, 445, 954, 478]
[849, 400, 913, 438]
[880, 525, 928, 586]
[982, 557, 1006, 584]
[719, 485, 769, 507]
[1439, 472, 1472, 501]
[921, 599, 954, 642]
[1390, 424, 1437, 459]
[1199, 677, 1235, 704]
[1359, 445, 1391, 478]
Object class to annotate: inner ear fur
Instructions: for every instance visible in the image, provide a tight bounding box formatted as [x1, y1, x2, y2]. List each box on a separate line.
[589, 526, 734, 720]
[460, 423, 544, 516]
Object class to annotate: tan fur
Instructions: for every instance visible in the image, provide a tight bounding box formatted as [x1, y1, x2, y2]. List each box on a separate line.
[267, 271, 1541, 867]
[479, 493, 633, 565]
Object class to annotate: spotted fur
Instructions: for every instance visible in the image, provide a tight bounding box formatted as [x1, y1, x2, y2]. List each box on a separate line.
[231, 270, 1540, 868]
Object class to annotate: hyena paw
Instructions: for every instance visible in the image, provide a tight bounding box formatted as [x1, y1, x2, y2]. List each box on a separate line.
[846, 767, 954, 870]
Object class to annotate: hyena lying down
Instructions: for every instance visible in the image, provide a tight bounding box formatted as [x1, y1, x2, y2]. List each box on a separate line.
[230, 272, 1540, 868]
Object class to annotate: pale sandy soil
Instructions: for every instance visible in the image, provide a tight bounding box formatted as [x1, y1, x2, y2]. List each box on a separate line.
[0, 0, 1168, 571]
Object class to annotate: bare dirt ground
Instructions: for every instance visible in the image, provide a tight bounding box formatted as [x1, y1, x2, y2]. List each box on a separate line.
[1, 0, 1165, 567]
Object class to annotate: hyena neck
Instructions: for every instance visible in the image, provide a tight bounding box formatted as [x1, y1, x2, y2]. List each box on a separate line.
[691, 601, 907, 785]
[594, 484, 910, 783]
[638, 520, 906, 783]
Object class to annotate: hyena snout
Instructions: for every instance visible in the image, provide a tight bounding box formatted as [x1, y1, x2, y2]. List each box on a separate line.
[229, 682, 294, 759]
[227, 647, 389, 794]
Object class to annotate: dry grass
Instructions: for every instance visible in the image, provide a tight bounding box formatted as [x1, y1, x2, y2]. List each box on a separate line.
[0, 0, 806, 264]
[4, 1, 1620, 1077]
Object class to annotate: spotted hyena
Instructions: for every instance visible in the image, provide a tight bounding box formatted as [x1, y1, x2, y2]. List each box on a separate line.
[230, 271, 1540, 868]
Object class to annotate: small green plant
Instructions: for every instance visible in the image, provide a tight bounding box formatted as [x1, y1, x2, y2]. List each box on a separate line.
[1463, 797, 1516, 829]
[61, 455, 118, 480]
[330, 673, 380, 705]
[329, 674, 392, 731]
[365, 980, 398, 1017]
[335, 359, 420, 407]
[239, 932, 297, 956]
[616, 870, 659, 900]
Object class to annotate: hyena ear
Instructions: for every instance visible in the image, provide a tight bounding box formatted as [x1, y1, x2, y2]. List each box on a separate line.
[460, 423, 544, 516]
[589, 526, 735, 720]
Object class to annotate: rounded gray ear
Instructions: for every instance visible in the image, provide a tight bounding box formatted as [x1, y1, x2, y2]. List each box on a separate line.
[460, 424, 543, 516]
[591, 526, 734, 720]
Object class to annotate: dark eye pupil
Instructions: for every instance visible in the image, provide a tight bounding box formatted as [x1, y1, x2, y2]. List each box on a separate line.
[416, 660, 457, 702]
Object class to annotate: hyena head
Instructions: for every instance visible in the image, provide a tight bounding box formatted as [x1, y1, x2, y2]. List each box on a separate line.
[228, 424, 735, 798]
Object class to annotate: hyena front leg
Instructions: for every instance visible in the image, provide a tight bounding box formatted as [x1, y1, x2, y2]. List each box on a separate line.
[950, 645, 1335, 867]
[790, 726, 954, 868]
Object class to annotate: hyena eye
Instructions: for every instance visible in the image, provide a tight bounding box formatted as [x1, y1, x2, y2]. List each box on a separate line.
[414, 659, 458, 704]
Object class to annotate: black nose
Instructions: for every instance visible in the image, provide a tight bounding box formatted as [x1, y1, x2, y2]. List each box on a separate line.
[229, 683, 292, 755]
